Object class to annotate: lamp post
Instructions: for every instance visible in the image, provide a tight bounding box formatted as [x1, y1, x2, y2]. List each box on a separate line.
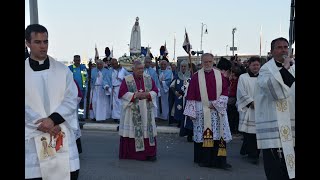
[200, 23, 208, 53]
[173, 32, 176, 62]
[226, 45, 228, 56]
[232, 27, 237, 56]
[29, 0, 39, 24]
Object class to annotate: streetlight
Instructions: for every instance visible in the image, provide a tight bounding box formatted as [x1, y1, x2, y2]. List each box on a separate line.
[200, 23, 208, 53]
[226, 45, 229, 56]
[232, 27, 237, 56]
[29, 0, 39, 24]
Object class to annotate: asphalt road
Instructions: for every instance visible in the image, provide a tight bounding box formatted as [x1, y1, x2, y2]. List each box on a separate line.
[77, 130, 267, 180]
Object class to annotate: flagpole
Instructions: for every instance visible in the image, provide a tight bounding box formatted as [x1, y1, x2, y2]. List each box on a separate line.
[259, 25, 262, 57]
[173, 32, 176, 62]
[155, 56, 162, 114]
[111, 46, 113, 58]
[94, 44, 99, 63]
[188, 52, 193, 75]
[288, 0, 295, 56]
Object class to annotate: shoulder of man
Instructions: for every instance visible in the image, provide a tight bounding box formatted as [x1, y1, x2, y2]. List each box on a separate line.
[189, 71, 199, 80]
[259, 59, 273, 72]
[150, 68, 158, 76]
[49, 57, 70, 71]
[124, 73, 133, 80]
[80, 64, 87, 69]
[239, 72, 248, 79]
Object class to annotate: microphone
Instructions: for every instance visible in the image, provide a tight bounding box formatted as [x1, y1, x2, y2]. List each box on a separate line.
[282, 55, 293, 66]
[282, 55, 288, 59]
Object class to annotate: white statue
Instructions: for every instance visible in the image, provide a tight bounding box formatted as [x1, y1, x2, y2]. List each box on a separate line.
[129, 17, 141, 55]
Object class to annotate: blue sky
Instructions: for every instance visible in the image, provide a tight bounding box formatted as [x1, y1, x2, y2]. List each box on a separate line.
[25, 0, 293, 62]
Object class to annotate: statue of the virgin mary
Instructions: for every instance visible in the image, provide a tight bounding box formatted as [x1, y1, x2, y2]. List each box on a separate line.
[129, 17, 141, 56]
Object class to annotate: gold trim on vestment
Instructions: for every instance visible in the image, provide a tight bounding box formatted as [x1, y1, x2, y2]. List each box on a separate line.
[276, 99, 287, 112]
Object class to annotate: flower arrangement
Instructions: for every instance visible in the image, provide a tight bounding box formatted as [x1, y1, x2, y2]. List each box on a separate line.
[118, 53, 145, 63]
[118, 53, 145, 71]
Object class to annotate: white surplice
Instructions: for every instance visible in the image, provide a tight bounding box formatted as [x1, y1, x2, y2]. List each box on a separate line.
[236, 73, 257, 133]
[25, 56, 80, 179]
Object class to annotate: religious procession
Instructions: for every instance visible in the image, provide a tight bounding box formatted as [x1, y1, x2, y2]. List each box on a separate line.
[25, 2, 295, 180]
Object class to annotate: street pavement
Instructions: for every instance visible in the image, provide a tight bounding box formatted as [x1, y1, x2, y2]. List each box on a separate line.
[77, 129, 267, 180]
[79, 118, 180, 133]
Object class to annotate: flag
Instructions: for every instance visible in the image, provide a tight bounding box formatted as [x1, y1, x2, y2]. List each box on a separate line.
[160, 45, 166, 56]
[94, 44, 99, 61]
[141, 47, 148, 56]
[105, 47, 111, 58]
[183, 28, 191, 54]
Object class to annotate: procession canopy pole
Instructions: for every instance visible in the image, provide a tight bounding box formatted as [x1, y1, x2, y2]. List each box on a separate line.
[155, 56, 162, 114]
[85, 59, 92, 119]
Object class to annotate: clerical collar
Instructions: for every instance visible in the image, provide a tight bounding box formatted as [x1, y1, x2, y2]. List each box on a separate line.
[29, 56, 50, 71]
[248, 70, 259, 77]
[204, 68, 212, 73]
[274, 60, 283, 67]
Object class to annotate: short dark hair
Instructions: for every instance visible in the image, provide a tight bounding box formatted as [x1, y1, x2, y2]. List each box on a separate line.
[217, 57, 232, 71]
[25, 24, 48, 43]
[231, 65, 242, 78]
[271, 37, 289, 51]
[248, 56, 261, 65]
[74, 55, 80, 58]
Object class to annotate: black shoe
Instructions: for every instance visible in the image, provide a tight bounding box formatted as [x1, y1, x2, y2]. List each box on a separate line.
[213, 163, 232, 170]
[187, 135, 193, 142]
[91, 118, 96, 121]
[240, 149, 247, 156]
[146, 156, 157, 161]
[198, 163, 212, 168]
[247, 157, 259, 165]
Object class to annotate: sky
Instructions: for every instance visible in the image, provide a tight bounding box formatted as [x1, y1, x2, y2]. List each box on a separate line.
[25, 0, 294, 62]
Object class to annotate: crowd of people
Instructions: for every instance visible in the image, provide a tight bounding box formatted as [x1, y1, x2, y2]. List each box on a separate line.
[25, 24, 295, 180]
